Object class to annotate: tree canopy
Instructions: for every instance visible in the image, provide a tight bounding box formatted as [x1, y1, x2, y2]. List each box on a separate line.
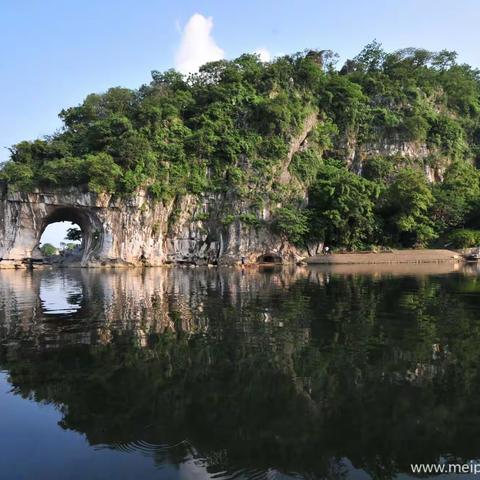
[40, 243, 57, 257]
[2, 43, 480, 249]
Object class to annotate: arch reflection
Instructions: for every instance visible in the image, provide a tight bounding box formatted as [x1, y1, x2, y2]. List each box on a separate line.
[39, 271, 84, 315]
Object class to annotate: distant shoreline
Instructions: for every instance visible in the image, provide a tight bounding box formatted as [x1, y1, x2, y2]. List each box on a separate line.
[306, 249, 462, 265]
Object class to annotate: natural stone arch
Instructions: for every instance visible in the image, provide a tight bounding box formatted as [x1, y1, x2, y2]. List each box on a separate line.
[0, 186, 168, 268]
[0, 183, 301, 268]
[34, 206, 103, 264]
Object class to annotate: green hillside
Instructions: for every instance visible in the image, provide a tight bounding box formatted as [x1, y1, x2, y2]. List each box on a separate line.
[2, 42, 480, 249]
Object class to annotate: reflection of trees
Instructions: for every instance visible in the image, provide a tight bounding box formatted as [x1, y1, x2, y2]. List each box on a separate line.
[2, 269, 480, 478]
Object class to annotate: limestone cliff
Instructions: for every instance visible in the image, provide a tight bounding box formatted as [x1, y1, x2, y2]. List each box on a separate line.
[0, 182, 302, 268]
[332, 126, 451, 183]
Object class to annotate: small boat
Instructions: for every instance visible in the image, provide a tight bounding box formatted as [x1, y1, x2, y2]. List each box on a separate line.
[465, 247, 480, 262]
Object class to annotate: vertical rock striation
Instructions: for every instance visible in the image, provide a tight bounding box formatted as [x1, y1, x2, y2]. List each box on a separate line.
[0, 182, 301, 268]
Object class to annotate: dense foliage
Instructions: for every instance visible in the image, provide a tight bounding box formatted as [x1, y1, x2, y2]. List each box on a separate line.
[65, 227, 82, 242]
[2, 42, 480, 248]
[40, 243, 57, 256]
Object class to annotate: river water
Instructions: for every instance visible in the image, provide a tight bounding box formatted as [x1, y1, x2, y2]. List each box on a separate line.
[1, 263, 480, 479]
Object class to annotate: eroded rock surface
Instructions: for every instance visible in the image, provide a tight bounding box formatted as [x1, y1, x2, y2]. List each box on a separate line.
[0, 182, 300, 268]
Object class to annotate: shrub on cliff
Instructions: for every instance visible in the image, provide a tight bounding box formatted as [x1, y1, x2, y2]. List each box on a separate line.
[273, 206, 309, 244]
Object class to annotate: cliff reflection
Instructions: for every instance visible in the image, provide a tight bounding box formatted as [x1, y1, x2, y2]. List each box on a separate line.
[1, 266, 480, 479]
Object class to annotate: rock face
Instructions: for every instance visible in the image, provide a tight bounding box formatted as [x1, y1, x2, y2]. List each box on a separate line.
[341, 135, 447, 182]
[0, 182, 301, 268]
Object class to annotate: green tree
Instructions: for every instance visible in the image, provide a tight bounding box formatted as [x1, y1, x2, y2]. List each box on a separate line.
[431, 161, 480, 232]
[40, 243, 57, 256]
[380, 168, 435, 246]
[446, 229, 480, 248]
[82, 153, 123, 193]
[352, 40, 386, 72]
[273, 206, 309, 244]
[307, 161, 379, 249]
[60, 242, 78, 252]
[65, 227, 82, 242]
[362, 156, 395, 183]
[319, 75, 367, 131]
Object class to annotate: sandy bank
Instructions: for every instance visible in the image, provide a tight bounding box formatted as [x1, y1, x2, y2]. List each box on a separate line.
[306, 249, 462, 265]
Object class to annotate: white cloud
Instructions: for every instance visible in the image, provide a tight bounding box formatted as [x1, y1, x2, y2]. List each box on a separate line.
[175, 13, 224, 74]
[254, 47, 272, 62]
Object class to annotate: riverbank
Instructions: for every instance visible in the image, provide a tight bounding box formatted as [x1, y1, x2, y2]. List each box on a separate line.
[306, 249, 462, 265]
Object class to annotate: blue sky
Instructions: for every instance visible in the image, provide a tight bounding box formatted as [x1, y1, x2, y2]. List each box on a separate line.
[1, 0, 479, 244]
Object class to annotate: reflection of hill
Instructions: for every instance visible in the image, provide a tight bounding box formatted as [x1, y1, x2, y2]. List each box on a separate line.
[0, 266, 312, 349]
[1, 267, 480, 478]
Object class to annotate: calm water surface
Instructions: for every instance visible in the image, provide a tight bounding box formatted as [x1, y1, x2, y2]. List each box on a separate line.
[1, 264, 480, 479]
